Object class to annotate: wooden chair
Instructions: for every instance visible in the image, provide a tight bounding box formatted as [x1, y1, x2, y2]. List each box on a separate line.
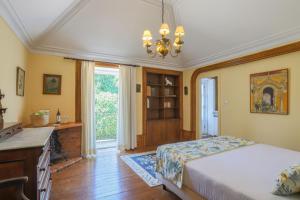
[0, 176, 29, 200]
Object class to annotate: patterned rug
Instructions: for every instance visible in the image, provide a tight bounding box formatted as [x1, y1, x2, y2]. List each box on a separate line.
[121, 151, 161, 187]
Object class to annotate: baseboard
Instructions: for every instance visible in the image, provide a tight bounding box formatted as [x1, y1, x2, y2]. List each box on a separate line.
[137, 134, 146, 148]
[181, 129, 194, 141]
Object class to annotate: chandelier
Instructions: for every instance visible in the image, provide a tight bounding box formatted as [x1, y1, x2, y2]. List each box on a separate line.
[142, 0, 185, 58]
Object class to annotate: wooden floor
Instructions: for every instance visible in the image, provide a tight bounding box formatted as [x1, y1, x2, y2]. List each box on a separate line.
[50, 148, 180, 200]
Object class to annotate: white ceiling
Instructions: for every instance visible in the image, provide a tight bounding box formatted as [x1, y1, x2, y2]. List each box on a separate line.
[1, 0, 300, 69]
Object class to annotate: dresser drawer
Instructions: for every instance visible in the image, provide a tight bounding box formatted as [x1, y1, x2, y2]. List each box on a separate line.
[38, 139, 50, 167]
[43, 180, 52, 200]
[37, 150, 50, 188]
[39, 168, 51, 200]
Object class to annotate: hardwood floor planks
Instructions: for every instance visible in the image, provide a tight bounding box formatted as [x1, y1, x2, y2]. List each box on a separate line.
[51, 148, 180, 200]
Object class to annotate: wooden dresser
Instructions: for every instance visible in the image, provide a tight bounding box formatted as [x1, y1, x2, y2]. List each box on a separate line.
[0, 127, 54, 200]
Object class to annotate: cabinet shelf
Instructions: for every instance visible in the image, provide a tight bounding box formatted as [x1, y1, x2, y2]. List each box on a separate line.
[147, 96, 177, 98]
[147, 83, 162, 87]
[147, 117, 180, 121]
[147, 107, 179, 110]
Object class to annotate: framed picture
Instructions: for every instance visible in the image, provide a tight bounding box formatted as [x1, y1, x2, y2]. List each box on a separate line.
[250, 69, 288, 115]
[43, 74, 62, 95]
[16, 67, 25, 96]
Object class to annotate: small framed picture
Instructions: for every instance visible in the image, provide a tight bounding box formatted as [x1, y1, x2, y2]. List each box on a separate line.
[16, 67, 25, 96]
[43, 74, 62, 95]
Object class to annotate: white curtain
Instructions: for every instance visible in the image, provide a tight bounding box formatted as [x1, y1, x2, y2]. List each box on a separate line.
[118, 66, 137, 151]
[81, 61, 96, 158]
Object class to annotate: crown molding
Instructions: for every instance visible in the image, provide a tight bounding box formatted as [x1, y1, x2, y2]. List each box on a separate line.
[3, 0, 300, 71]
[0, 0, 33, 48]
[31, 45, 184, 70]
[184, 25, 300, 69]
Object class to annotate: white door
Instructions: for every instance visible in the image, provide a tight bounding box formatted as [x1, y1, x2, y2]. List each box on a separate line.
[200, 78, 218, 137]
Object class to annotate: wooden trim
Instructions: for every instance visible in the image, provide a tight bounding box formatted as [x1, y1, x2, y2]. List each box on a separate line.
[180, 129, 193, 141]
[143, 67, 182, 75]
[64, 57, 139, 67]
[53, 122, 83, 131]
[95, 61, 119, 68]
[179, 72, 183, 136]
[190, 41, 300, 138]
[137, 135, 146, 148]
[75, 60, 82, 122]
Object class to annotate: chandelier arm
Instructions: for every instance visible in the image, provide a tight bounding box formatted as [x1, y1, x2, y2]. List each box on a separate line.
[168, 41, 179, 58]
[146, 46, 157, 58]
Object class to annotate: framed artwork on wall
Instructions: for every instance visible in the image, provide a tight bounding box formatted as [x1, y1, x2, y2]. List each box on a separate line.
[43, 74, 62, 95]
[250, 69, 288, 115]
[16, 67, 25, 96]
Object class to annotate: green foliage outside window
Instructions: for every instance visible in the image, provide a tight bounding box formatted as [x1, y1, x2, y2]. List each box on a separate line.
[95, 74, 118, 140]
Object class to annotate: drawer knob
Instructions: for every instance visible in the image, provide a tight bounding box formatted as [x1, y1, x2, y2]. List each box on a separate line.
[40, 168, 46, 172]
[40, 188, 46, 193]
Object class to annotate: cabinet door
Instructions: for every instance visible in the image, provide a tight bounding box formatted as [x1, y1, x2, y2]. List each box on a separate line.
[146, 120, 165, 146]
[165, 119, 180, 144]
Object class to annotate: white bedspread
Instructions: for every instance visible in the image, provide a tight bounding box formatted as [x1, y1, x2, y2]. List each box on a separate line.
[182, 144, 300, 200]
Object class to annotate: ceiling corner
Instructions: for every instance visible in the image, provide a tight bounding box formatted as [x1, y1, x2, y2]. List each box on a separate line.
[0, 0, 33, 48]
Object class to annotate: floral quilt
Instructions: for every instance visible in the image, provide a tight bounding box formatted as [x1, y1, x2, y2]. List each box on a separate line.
[156, 136, 255, 188]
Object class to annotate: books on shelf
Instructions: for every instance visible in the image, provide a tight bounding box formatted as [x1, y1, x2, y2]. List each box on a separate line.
[164, 101, 172, 108]
[147, 98, 150, 109]
[147, 86, 151, 96]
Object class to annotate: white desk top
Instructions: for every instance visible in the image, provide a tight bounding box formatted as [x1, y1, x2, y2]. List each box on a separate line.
[0, 127, 54, 151]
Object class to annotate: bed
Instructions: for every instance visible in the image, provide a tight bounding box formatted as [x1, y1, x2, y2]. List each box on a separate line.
[156, 137, 300, 200]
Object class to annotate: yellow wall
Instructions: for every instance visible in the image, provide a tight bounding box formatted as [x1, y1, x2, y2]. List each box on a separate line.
[24, 54, 76, 124]
[0, 17, 29, 122]
[183, 51, 300, 151]
[24, 57, 143, 132]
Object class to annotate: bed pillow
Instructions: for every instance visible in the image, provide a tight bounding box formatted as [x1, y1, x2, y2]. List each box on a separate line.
[273, 164, 300, 195]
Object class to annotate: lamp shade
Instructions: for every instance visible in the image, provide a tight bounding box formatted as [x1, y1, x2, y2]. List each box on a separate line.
[159, 23, 170, 36]
[143, 30, 152, 41]
[175, 26, 185, 37]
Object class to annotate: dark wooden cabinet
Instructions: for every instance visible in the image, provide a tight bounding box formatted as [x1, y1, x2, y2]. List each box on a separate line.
[142, 67, 183, 147]
[0, 128, 53, 200]
[53, 123, 82, 159]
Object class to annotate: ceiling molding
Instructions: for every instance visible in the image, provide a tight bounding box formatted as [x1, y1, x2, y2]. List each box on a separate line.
[2, 0, 300, 71]
[31, 45, 184, 70]
[0, 0, 33, 48]
[184, 25, 300, 69]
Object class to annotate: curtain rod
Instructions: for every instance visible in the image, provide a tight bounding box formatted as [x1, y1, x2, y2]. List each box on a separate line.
[64, 57, 140, 67]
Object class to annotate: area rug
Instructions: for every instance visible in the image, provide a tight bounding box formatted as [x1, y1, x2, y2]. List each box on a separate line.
[120, 151, 161, 187]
